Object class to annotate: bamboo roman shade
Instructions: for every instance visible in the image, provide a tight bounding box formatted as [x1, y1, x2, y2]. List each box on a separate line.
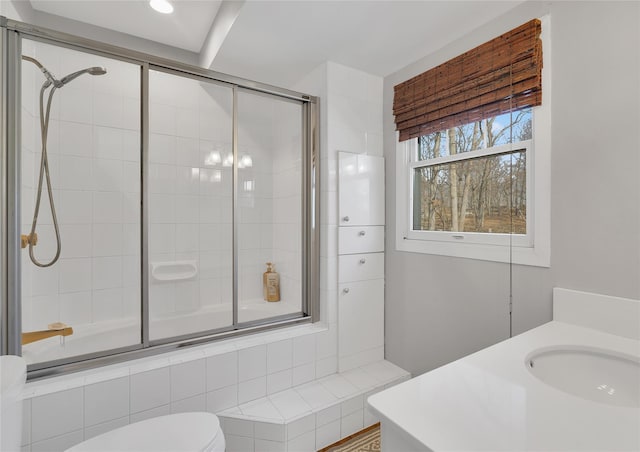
[393, 19, 542, 142]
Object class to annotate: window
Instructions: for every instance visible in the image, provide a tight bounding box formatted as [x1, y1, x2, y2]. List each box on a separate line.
[394, 18, 550, 267]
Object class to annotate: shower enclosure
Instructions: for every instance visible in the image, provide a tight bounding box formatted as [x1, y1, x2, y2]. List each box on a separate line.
[0, 17, 319, 377]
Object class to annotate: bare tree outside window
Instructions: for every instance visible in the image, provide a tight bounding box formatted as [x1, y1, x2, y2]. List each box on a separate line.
[413, 109, 531, 234]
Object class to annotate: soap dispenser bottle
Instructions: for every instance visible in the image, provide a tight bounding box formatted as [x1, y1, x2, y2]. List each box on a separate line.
[263, 262, 280, 302]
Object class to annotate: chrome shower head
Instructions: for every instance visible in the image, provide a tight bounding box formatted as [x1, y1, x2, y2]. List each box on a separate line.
[59, 66, 107, 86]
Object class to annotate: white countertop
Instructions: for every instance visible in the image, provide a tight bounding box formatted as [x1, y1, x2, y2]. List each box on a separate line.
[368, 320, 640, 451]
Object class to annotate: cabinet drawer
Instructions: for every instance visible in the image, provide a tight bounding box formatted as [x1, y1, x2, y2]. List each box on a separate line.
[338, 226, 384, 254]
[339, 253, 384, 282]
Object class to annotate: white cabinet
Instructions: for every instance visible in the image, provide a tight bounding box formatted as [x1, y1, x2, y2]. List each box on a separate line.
[339, 153, 385, 226]
[338, 152, 385, 372]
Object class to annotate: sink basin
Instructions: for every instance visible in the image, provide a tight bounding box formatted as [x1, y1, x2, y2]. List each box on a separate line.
[526, 346, 640, 407]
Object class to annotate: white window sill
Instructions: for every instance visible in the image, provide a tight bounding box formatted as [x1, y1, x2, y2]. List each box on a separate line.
[396, 236, 550, 267]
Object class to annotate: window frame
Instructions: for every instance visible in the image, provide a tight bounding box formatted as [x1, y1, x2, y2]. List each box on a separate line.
[408, 139, 532, 247]
[394, 15, 550, 267]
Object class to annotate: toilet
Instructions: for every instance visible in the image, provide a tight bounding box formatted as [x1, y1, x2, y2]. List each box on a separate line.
[66, 412, 225, 452]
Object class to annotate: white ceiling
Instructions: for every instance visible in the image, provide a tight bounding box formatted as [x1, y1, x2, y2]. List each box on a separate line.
[28, 0, 524, 87]
[29, 0, 222, 52]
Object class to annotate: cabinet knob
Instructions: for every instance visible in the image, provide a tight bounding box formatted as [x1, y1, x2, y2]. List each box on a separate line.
[342, 288, 350, 294]
[343, 216, 350, 222]
[359, 258, 366, 264]
[358, 230, 366, 236]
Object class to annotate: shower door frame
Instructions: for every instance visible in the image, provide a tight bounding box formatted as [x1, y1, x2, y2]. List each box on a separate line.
[0, 16, 320, 379]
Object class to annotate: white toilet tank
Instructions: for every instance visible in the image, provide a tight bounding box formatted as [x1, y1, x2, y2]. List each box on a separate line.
[0, 355, 27, 452]
[66, 412, 225, 452]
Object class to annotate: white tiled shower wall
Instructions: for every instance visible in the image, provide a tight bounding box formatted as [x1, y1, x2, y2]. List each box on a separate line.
[147, 73, 303, 320]
[21, 40, 142, 332]
[147, 70, 234, 317]
[20, 61, 384, 451]
[297, 62, 384, 372]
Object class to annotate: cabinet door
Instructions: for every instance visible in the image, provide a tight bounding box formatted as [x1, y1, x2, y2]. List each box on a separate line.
[338, 152, 385, 226]
[338, 279, 384, 359]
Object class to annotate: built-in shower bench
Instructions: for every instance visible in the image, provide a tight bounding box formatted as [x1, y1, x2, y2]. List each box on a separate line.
[217, 359, 410, 452]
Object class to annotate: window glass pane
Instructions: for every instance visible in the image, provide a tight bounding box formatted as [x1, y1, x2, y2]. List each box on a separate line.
[413, 151, 526, 234]
[417, 109, 532, 160]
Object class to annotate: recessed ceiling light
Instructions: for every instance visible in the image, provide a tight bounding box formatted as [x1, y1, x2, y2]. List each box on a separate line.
[149, 0, 174, 14]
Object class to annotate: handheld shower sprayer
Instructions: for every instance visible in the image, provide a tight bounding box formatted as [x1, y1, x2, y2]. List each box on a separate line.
[21, 55, 107, 267]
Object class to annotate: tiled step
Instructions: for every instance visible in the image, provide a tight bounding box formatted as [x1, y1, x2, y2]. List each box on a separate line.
[218, 360, 410, 452]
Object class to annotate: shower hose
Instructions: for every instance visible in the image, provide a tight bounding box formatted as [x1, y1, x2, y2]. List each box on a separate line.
[28, 83, 62, 267]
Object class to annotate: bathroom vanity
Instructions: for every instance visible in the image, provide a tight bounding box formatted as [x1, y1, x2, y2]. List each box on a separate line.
[368, 288, 640, 451]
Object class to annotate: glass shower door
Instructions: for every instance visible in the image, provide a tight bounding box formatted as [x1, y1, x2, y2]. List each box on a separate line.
[236, 89, 304, 324]
[20, 39, 143, 365]
[148, 69, 233, 341]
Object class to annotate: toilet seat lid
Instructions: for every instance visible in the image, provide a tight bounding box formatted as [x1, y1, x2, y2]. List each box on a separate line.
[66, 412, 222, 452]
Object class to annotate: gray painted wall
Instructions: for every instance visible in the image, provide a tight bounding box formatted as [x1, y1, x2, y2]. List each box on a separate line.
[384, 1, 640, 376]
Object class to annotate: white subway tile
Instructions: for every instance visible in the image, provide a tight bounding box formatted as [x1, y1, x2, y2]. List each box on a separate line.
[341, 395, 363, 417]
[60, 224, 92, 258]
[84, 376, 129, 427]
[269, 390, 311, 421]
[30, 429, 84, 452]
[266, 369, 292, 395]
[58, 258, 92, 293]
[220, 417, 254, 437]
[206, 385, 238, 413]
[130, 367, 170, 414]
[206, 351, 238, 391]
[254, 421, 286, 442]
[291, 363, 315, 387]
[171, 394, 206, 414]
[254, 438, 284, 452]
[93, 92, 123, 128]
[340, 409, 363, 438]
[238, 377, 266, 405]
[31, 388, 83, 442]
[83, 417, 129, 441]
[224, 434, 254, 452]
[295, 382, 337, 410]
[266, 340, 292, 375]
[92, 256, 122, 290]
[92, 223, 123, 257]
[315, 405, 341, 428]
[58, 190, 92, 224]
[93, 192, 122, 224]
[59, 121, 92, 157]
[240, 398, 283, 421]
[93, 126, 123, 160]
[170, 359, 206, 402]
[287, 413, 315, 440]
[129, 404, 170, 424]
[315, 420, 341, 450]
[286, 430, 315, 452]
[58, 155, 92, 190]
[239, 345, 266, 382]
[93, 159, 123, 192]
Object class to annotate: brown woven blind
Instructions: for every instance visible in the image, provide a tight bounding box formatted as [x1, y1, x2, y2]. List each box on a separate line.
[393, 19, 542, 142]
